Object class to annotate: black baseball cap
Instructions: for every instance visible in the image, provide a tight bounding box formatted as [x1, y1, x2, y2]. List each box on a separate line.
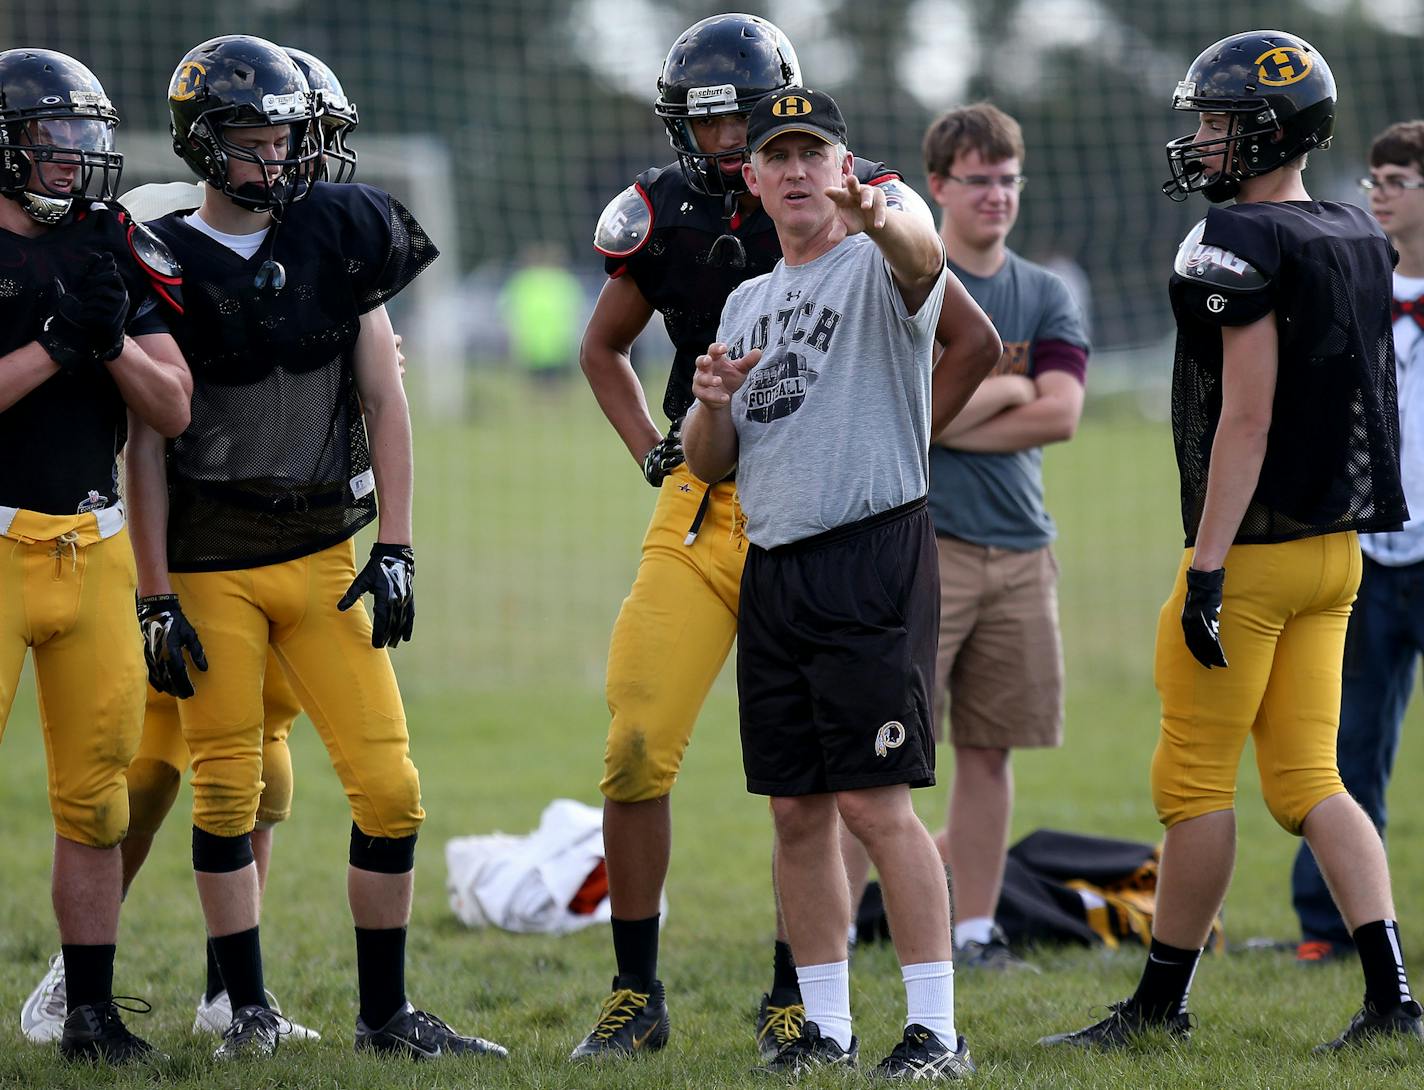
[746, 86, 848, 154]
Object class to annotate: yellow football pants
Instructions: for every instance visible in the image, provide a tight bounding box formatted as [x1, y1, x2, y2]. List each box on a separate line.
[171, 538, 422, 839]
[0, 514, 144, 847]
[601, 465, 745, 803]
[1151, 532, 1360, 834]
[127, 651, 302, 837]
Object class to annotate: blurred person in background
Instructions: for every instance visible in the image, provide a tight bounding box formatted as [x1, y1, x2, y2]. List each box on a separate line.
[1288, 119, 1424, 966]
[501, 242, 584, 385]
[1041, 30, 1422, 1053]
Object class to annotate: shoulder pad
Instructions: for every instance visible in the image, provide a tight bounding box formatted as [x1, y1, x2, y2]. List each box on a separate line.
[1173, 219, 1268, 290]
[127, 219, 181, 282]
[118, 180, 204, 222]
[874, 177, 935, 231]
[594, 184, 653, 259]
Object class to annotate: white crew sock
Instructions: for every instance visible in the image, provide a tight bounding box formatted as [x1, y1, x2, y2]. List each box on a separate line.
[902, 960, 956, 1043]
[954, 916, 995, 949]
[796, 960, 852, 1051]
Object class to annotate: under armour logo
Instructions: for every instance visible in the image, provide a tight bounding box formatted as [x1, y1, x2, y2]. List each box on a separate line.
[680, 202, 693, 214]
[874, 721, 906, 758]
[785, 289, 801, 301]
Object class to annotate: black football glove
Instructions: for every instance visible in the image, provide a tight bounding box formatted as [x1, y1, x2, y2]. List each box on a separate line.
[1181, 566, 1229, 669]
[37, 252, 130, 371]
[137, 593, 209, 698]
[338, 543, 415, 648]
[642, 419, 685, 487]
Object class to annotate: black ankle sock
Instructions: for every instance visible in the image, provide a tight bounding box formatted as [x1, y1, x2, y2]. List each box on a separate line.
[355, 926, 408, 1030]
[61, 944, 115, 1013]
[210, 927, 266, 1012]
[1131, 938, 1202, 1020]
[1354, 919, 1416, 1012]
[205, 939, 225, 1002]
[770, 940, 800, 1005]
[611, 914, 660, 992]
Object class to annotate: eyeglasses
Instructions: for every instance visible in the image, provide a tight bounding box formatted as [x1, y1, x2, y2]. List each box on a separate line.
[945, 173, 1027, 192]
[1359, 176, 1424, 195]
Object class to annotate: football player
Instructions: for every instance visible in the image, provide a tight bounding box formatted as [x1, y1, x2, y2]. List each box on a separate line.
[573, 13, 997, 1061]
[122, 34, 504, 1061]
[0, 48, 192, 1062]
[1040, 30, 1423, 1052]
[19, 45, 362, 1046]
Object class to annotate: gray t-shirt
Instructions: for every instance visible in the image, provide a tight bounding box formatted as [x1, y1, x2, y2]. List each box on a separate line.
[928, 250, 1089, 550]
[701, 232, 948, 548]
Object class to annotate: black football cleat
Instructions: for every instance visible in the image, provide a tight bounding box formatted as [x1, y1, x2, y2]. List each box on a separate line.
[58, 1000, 162, 1064]
[1314, 999, 1424, 1052]
[755, 993, 806, 1061]
[874, 1023, 975, 1080]
[214, 1004, 288, 1060]
[1038, 998, 1191, 1050]
[569, 977, 669, 1060]
[754, 1020, 857, 1076]
[355, 1002, 507, 1060]
[956, 925, 1040, 973]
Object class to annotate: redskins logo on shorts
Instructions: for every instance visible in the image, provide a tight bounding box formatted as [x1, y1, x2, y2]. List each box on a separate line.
[875, 721, 906, 758]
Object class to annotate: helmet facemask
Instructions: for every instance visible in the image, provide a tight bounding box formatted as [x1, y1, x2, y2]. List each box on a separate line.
[659, 86, 753, 198]
[182, 93, 321, 218]
[0, 113, 122, 225]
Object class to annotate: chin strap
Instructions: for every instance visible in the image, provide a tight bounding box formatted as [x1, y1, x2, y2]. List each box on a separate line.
[707, 191, 747, 268]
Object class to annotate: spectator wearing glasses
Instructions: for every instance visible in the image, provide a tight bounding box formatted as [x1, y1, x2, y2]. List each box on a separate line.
[1288, 119, 1424, 965]
[916, 103, 1089, 971]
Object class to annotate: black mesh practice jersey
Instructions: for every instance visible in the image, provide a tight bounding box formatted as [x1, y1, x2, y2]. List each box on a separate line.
[601, 158, 901, 423]
[0, 200, 173, 516]
[1168, 200, 1407, 546]
[149, 181, 437, 572]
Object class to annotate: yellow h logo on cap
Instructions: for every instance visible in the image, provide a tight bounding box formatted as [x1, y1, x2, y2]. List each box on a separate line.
[772, 95, 811, 117]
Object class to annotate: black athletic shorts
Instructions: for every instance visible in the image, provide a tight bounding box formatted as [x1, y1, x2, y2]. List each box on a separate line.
[737, 498, 939, 797]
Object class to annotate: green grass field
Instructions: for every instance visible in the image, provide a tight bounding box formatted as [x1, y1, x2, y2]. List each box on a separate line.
[1, 374, 1422, 1088]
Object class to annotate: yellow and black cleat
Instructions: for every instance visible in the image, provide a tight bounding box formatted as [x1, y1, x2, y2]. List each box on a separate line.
[754, 994, 806, 1061]
[570, 977, 669, 1060]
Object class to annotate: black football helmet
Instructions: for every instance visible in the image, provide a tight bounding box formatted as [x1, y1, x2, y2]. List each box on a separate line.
[655, 13, 800, 196]
[168, 35, 322, 216]
[286, 46, 358, 183]
[1164, 30, 1336, 203]
[0, 49, 122, 225]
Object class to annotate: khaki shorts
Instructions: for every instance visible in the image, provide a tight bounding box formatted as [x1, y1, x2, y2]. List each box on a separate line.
[933, 535, 1064, 749]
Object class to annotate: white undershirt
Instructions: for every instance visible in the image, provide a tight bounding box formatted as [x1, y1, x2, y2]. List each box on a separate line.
[182, 211, 269, 260]
[1362, 272, 1424, 566]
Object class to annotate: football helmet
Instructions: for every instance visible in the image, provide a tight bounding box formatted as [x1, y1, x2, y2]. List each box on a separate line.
[655, 13, 800, 196]
[286, 47, 358, 183]
[168, 35, 321, 215]
[1164, 30, 1335, 203]
[0, 49, 122, 224]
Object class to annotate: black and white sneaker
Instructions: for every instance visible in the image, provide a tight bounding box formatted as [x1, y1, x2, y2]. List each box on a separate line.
[214, 1004, 287, 1060]
[755, 1020, 857, 1077]
[58, 1000, 162, 1064]
[355, 1002, 508, 1060]
[1314, 998, 1424, 1052]
[874, 1024, 975, 1080]
[1037, 998, 1191, 1050]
